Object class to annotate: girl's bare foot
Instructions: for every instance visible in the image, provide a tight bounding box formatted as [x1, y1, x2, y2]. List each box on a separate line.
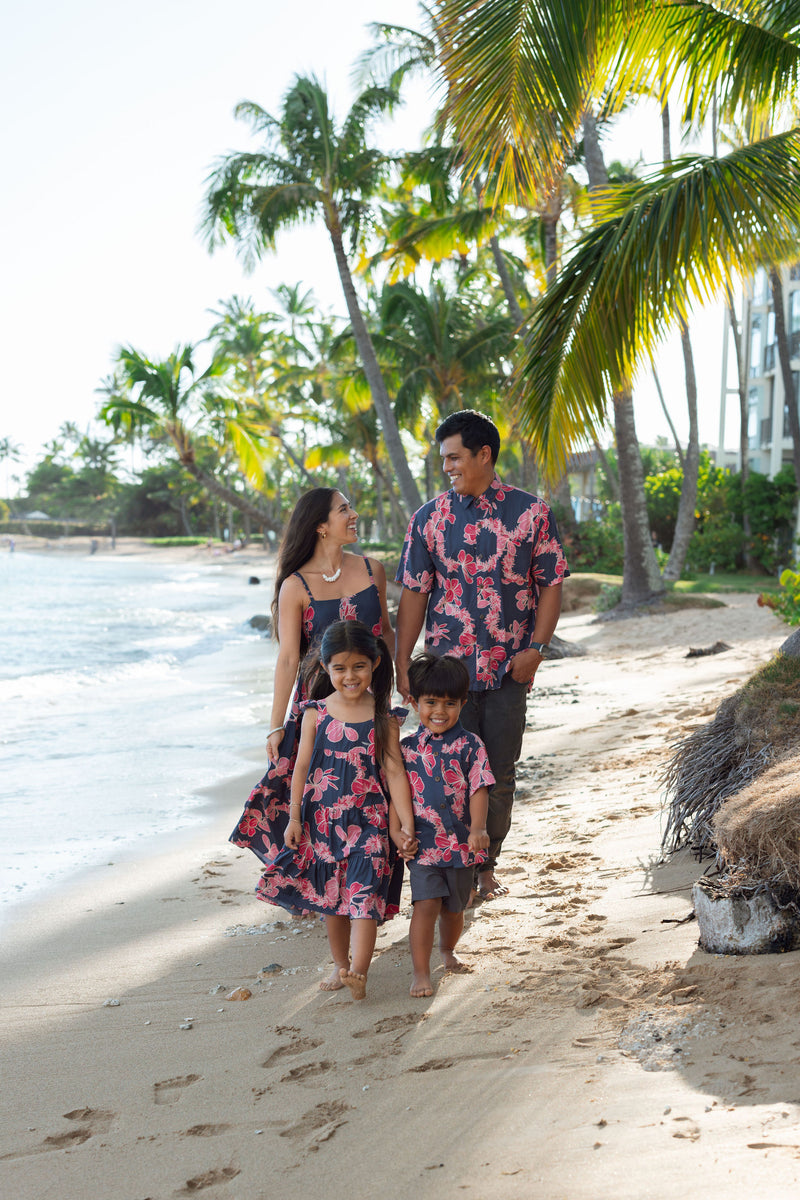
[339, 968, 367, 1000]
[441, 951, 471, 974]
[410, 972, 433, 998]
[319, 966, 346, 991]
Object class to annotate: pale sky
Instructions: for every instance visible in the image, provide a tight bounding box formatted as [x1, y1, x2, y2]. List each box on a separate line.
[1, 0, 730, 489]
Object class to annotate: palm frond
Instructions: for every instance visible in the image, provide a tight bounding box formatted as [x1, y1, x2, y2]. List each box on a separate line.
[516, 129, 800, 478]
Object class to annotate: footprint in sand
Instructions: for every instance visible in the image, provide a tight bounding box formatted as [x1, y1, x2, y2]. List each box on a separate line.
[0, 1109, 116, 1158]
[261, 1036, 322, 1068]
[182, 1124, 231, 1138]
[154, 1075, 202, 1105]
[278, 1099, 351, 1146]
[280, 1060, 333, 1083]
[352, 1012, 418, 1038]
[179, 1165, 240, 1192]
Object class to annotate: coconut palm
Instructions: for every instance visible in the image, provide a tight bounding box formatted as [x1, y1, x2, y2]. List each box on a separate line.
[202, 75, 423, 517]
[438, 0, 800, 601]
[98, 344, 278, 531]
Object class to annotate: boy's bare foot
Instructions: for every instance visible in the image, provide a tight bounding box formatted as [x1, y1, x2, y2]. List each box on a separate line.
[441, 951, 471, 974]
[319, 966, 346, 991]
[410, 973, 433, 998]
[339, 968, 367, 1000]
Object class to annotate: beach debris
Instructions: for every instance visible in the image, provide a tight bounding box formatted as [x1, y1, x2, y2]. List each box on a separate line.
[225, 987, 252, 1001]
[209, 984, 226, 994]
[102, 998, 121, 1007]
[685, 641, 732, 658]
[179, 1021, 193, 1030]
[260, 963, 282, 975]
[692, 877, 800, 955]
[248, 576, 261, 586]
[248, 614, 272, 633]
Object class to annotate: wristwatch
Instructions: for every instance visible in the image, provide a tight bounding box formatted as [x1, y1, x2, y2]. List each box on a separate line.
[530, 641, 549, 655]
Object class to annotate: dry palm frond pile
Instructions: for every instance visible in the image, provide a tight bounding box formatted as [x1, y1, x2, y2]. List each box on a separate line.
[712, 754, 800, 892]
[661, 653, 800, 857]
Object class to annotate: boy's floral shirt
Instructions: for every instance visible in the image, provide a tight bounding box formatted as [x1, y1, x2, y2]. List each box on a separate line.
[401, 721, 495, 868]
[396, 475, 569, 691]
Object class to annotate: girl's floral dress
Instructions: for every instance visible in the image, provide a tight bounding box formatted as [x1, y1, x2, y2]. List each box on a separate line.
[229, 560, 383, 863]
[256, 700, 406, 921]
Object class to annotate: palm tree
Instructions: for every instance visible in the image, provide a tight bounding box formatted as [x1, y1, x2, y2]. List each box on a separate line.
[438, 0, 800, 601]
[202, 75, 423, 518]
[98, 344, 278, 531]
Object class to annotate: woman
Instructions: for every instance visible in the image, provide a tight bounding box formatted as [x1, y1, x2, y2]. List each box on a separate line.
[230, 487, 394, 863]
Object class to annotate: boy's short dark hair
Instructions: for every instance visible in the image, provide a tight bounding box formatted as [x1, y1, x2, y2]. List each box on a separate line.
[435, 409, 501, 464]
[407, 652, 470, 702]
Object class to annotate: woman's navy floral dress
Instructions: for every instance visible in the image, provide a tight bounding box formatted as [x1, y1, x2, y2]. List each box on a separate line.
[229, 560, 384, 864]
[256, 701, 405, 921]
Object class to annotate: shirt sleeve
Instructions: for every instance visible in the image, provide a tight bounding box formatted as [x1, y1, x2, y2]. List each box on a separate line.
[530, 503, 570, 587]
[395, 509, 435, 592]
[467, 736, 495, 794]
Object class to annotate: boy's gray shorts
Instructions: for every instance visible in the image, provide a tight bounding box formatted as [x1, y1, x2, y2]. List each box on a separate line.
[408, 862, 473, 912]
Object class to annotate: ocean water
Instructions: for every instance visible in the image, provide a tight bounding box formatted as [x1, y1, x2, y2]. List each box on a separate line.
[0, 550, 274, 919]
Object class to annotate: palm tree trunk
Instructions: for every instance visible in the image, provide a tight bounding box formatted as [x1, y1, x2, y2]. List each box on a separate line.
[488, 233, 524, 327]
[661, 100, 700, 583]
[663, 322, 700, 581]
[769, 266, 800, 486]
[583, 111, 662, 605]
[614, 389, 665, 606]
[724, 287, 757, 569]
[182, 461, 278, 532]
[651, 367, 685, 469]
[326, 214, 421, 518]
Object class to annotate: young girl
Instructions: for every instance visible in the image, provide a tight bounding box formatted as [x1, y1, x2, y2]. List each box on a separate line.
[257, 621, 416, 1001]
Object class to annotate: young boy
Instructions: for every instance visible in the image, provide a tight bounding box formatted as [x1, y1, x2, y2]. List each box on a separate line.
[400, 653, 494, 998]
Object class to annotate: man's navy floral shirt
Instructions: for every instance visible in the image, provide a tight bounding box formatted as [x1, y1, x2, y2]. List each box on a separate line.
[401, 721, 495, 869]
[396, 475, 569, 690]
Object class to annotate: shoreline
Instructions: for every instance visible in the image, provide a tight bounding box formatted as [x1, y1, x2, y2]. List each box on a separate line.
[4, 587, 800, 1196]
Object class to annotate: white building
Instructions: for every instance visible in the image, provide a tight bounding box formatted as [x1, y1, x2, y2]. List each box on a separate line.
[730, 263, 800, 477]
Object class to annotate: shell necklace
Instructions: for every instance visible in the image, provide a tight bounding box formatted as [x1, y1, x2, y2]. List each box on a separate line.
[322, 564, 342, 583]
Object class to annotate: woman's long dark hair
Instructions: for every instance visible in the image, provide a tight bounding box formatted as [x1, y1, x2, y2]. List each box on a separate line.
[271, 487, 338, 648]
[301, 620, 395, 766]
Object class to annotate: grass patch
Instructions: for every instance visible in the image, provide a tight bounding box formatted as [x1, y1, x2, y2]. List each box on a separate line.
[145, 537, 211, 547]
[671, 573, 780, 595]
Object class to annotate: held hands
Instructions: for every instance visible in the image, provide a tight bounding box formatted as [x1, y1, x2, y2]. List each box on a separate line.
[266, 726, 285, 762]
[390, 825, 418, 860]
[468, 827, 490, 854]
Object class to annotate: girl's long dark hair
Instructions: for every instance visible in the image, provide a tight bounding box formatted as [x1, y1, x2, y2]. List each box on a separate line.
[301, 620, 395, 765]
[271, 487, 338, 649]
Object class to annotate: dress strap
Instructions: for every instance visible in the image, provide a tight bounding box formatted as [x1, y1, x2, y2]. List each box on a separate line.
[293, 570, 314, 602]
[363, 555, 374, 581]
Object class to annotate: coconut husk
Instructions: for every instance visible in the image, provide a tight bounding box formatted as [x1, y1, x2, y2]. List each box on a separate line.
[661, 653, 800, 856]
[712, 754, 800, 891]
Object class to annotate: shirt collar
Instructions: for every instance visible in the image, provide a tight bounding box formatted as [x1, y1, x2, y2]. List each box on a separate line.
[454, 473, 504, 512]
[416, 719, 465, 746]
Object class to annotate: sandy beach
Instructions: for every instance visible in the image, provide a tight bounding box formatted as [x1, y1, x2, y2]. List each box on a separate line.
[3, 548, 800, 1199]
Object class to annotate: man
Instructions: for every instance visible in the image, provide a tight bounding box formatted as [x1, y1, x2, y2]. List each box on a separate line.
[395, 409, 568, 901]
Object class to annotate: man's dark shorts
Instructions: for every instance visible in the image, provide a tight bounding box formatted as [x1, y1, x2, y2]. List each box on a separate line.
[408, 862, 474, 912]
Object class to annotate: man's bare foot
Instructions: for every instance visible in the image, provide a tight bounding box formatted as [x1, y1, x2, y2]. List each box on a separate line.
[410, 972, 433, 998]
[441, 951, 471, 974]
[319, 966, 346, 991]
[339, 968, 367, 1000]
[475, 872, 508, 901]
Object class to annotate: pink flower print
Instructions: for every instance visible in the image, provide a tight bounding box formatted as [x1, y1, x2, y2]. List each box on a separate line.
[302, 604, 315, 637]
[433, 829, 456, 861]
[428, 621, 450, 647]
[456, 549, 478, 581]
[462, 522, 478, 545]
[293, 836, 315, 871]
[459, 628, 477, 653]
[508, 619, 526, 649]
[238, 812, 259, 838]
[443, 576, 463, 605]
[402, 566, 433, 590]
[430, 509, 456, 534]
[338, 596, 357, 621]
[406, 769, 427, 805]
[325, 719, 359, 744]
[362, 831, 385, 856]
[474, 575, 495, 609]
[418, 846, 441, 866]
[304, 766, 339, 803]
[515, 586, 532, 612]
[313, 806, 333, 835]
[372, 618, 383, 636]
[341, 879, 366, 910]
[335, 824, 364, 853]
[417, 743, 436, 773]
[476, 645, 507, 683]
[313, 838, 336, 864]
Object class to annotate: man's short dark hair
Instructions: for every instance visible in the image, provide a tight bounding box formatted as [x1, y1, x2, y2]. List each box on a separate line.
[435, 409, 501, 464]
[407, 652, 470, 702]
